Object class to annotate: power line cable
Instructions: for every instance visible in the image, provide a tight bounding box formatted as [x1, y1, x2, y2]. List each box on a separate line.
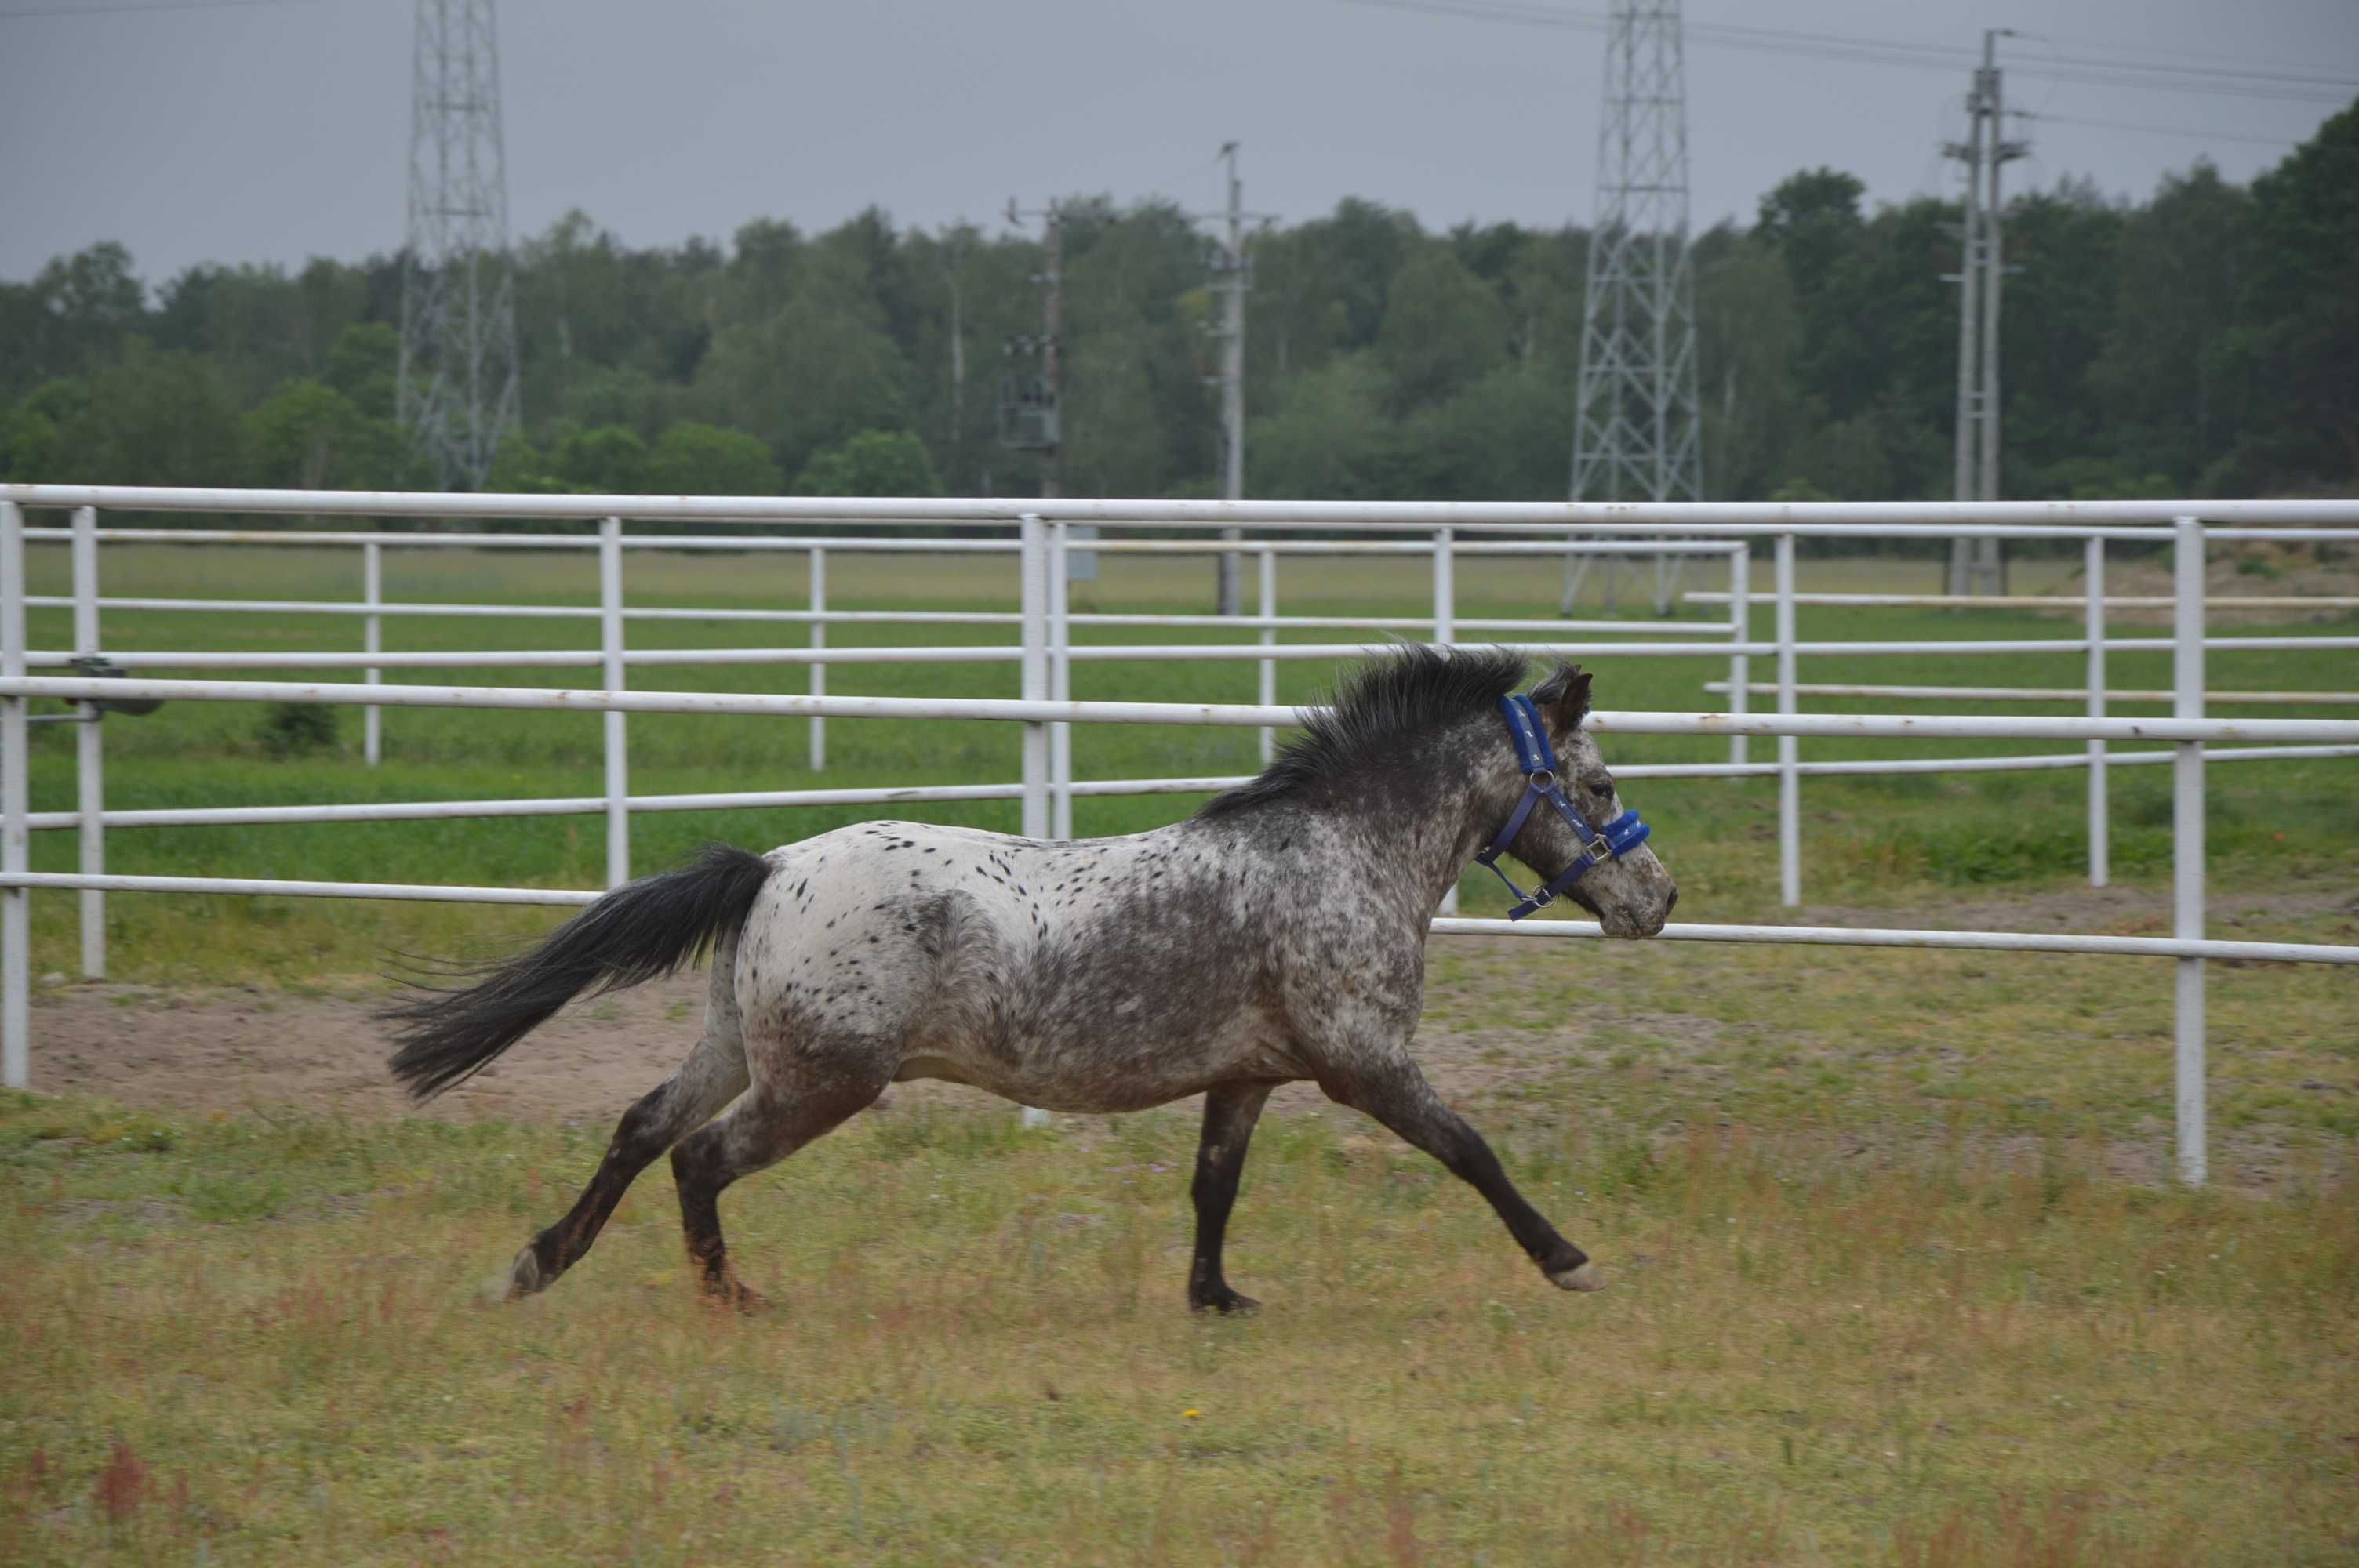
[2016, 110, 2310, 149]
[2019, 108, 2359, 159]
[1336, 0, 2357, 104]
[2000, 24, 2353, 79]
[0, 0, 313, 19]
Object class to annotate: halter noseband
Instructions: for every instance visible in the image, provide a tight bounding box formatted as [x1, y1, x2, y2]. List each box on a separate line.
[1471, 693, 1651, 920]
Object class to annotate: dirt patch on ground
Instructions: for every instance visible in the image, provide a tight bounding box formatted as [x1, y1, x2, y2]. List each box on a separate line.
[26, 972, 1637, 1135]
[1798, 880, 2359, 942]
[22, 880, 2349, 1195]
[2043, 535, 2359, 626]
[30, 975, 793, 1128]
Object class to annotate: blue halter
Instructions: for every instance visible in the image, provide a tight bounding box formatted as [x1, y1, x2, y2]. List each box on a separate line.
[1472, 693, 1652, 920]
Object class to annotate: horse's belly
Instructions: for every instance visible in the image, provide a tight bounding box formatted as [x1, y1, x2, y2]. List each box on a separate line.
[892, 1029, 1299, 1115]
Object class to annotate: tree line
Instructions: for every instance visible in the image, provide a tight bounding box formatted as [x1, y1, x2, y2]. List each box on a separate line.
[1, 100, 2351, 515]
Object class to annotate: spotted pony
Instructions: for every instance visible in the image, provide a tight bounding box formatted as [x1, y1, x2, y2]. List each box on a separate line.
[383, 647, 1677, 1312]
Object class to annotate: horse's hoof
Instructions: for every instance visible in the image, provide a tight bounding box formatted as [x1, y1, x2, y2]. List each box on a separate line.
[700, 1279, 771, 1316]
[498, 1246, 545, 1302]
[1550, 1262, 1607, 1293]
[1190, 1290, 1260, 1316]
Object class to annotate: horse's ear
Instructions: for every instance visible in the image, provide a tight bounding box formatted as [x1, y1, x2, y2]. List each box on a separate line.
[1529, 662, 1593, 736]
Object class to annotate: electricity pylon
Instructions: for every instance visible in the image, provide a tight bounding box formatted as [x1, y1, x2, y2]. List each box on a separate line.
[1563, 0, 1703, 616]
[398, 0, 521, 491]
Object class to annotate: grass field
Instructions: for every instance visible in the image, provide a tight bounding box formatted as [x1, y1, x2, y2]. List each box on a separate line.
[2, 539, 2355, 1564]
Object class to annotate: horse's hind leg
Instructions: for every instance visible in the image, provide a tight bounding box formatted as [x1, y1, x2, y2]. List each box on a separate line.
[1319, 1054, 1604, 1294]
[1188, 1083, 1275, 1314]
[668, 1040, 892, 1311]
[505, 942, 751, 1300]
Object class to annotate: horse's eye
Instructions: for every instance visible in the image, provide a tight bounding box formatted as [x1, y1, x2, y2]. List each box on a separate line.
[1582, 773, 1615, 799]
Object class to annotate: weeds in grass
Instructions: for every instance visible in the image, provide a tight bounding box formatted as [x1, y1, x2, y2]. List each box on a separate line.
[254, 701, 339, 759]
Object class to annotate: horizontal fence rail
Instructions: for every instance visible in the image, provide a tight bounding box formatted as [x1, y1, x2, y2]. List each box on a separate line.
[0, 873, 2346, 969]
[1708, 681, 2359, 706]
[1688, 590, 2359, 611]
[18, 743, 2358, 837]
[22, 525, 1747, 558]
[12, 481, 2359, 529]
[8, 674, 2359, 743]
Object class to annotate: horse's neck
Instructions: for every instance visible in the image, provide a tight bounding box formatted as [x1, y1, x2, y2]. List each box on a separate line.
[1303, 744, 1523, 916]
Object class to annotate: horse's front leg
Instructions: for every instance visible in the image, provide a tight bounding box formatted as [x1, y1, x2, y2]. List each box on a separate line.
[1318, 1054, 1605, 1293]
[1187, 1083, 1276, 1313]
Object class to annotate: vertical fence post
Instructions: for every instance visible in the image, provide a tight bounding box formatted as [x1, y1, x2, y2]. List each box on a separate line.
[2, 501, 29, 1088]
[2085, 536, 2108, 888]
[1017, 514, 1049, 841]
[1257, 546, 1277, 767]
[600, 517, 629, 891]
[1017, 515, 1052, 1130]
[1434, 527, 1458, 915]
[1049, 520, 1074, 840]
[1775, 533, 1800, 908]
[2172, 516, 2206, 1186]
[1431, 527, 1455, 645]
[362, 539, 383, 767]
[808, 546, 827, 774]
[71, 506, 104, 981]
[1725, 545, 1750, 768]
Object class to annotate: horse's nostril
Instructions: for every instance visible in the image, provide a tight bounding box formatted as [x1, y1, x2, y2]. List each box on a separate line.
[1664, 888, 1679, 914]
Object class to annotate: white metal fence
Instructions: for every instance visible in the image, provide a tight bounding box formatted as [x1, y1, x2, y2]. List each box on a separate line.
[3, 485, 2358, 1186]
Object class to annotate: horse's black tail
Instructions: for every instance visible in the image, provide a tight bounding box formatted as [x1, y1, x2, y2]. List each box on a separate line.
[381, 844, 775, 1101]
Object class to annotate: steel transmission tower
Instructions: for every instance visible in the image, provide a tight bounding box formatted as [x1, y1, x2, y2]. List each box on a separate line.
[398, 0, 521, 491]
[1562, 0, 1703, 615]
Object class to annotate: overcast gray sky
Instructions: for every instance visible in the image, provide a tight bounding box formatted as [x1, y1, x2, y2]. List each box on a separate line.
[2, 0, 2354, 286]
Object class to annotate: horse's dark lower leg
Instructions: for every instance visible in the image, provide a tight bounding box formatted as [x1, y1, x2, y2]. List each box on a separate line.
[668, 1067, 889, 1310]
[1323, 1060, 1602, 1292]
[1188, 1082, 1275, 1313]
[508, 1038, 748, 1298]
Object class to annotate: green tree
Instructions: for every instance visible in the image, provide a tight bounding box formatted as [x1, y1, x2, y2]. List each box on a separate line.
[484, 430, 569, 494]
[1246, 355, 1397, 499]
[2219, 99, 2359, 487]
[245, 379, 404, 490]
[1376, 247, 1510, 414]
[324, 322, 399, 421]
[2088, 163, 2250, 488]
[693, 266, 911, 476]
[1997, 180, 2128, 496]
[50, 343, 243, 488]
[1694, 236, 1805, 499]
[791, 429, 940, 496]
[642, 422, 783, 495]
[10, 242, 146, 394]
[547, 423, 649, 493]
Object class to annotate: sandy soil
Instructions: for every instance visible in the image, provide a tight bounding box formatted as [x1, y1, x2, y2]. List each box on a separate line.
[21, 967, 1606, 1133]
[2052, 537, 2359, 626]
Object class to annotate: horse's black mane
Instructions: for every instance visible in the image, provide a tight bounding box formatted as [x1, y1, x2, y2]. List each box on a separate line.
[1198, 644, 1531, 818]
